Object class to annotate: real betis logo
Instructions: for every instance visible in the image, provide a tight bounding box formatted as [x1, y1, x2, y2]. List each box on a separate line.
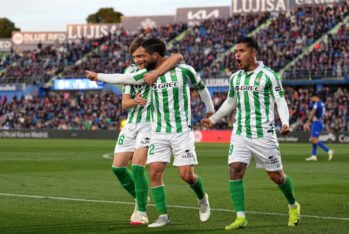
[255, 76, 261, 83]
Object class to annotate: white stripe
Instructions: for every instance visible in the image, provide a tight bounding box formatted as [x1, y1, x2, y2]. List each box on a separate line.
[0, 192, 348, 221]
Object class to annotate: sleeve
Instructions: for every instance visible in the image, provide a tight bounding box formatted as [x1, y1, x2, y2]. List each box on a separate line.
[198, 88, 215, 113]
[178, 64, 206, 91]
[97, 69, 147, 85]
[275, 99, 290, 126]
[269, 72, 289, 126]
[269, 72, 285, 101]
[209, 74, 237, 124]
[122, 65, 136, 95]
[209, 97, 236, 124]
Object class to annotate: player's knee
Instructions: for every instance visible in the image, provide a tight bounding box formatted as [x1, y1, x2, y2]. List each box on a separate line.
[179, 170, 195, 184]
[229, 163, 245, 179]
[269, 173, 285, 185]
[149, 168, 162, 182]
[311, 138, 319, 144]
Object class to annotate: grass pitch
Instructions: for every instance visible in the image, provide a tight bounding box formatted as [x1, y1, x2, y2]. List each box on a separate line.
[0, 139, 348, 233]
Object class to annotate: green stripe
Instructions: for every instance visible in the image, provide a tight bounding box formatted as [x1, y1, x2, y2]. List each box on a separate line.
[154, 88, 162, 132]
[253, 72, 264, 138]
[244, 74, 252, 138]
[264, 75, 272, 122]
[236, 72, 243, 135]
[146, 87, 152, 122]
[150, 90, 155, 122]
[170, 72, 182, 132]
[128, 86, 136, 123]
[229, 74, 236, 97]
[159, 75, 171, 133]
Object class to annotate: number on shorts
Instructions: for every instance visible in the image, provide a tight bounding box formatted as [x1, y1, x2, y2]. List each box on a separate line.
[228, 144, 234, 155]
[118, 135, 125, 145]
[149, 144, 155, 155]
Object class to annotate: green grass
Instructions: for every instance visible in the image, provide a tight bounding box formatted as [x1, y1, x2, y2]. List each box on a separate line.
[0, 139, 348, 233]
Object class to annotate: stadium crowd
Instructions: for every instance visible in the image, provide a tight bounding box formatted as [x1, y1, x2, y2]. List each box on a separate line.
[0, 91, 126, 130]
[1, 86, 348, 132]
[0, 1, 348, 84]
[169, 12, 271, 75]
[0, 37, 109, 84]
[61, 23, 187, 78]
[212, 1, 349, 78]
[285, 23, 349, 80]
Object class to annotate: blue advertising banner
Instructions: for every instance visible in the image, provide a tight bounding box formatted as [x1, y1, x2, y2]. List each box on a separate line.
[53, 79, 104, 90]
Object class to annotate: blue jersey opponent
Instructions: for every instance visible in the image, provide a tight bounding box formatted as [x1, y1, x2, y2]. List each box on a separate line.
[304, 95, 333, 161]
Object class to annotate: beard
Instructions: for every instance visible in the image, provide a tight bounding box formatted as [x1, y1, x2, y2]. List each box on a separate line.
[145, 60, 157, 70]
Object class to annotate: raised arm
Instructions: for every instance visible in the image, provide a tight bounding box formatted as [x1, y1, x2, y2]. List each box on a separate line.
[143, 53, 184, 85]
[85, 69, 147, 85]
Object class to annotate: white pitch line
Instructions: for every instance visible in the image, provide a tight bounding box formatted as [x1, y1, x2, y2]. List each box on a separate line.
[0, 192, 348, 221]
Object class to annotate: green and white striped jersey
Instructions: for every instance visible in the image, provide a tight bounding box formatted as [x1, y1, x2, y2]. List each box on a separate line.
[122, 64, 152, 124]
[229, 62, 285, 138]
[131, 64, 206, 134]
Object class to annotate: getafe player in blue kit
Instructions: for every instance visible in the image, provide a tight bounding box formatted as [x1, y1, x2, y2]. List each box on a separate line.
[303, 94, 334, 161]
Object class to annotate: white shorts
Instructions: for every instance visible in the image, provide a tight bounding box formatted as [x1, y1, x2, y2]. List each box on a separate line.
[228, 134, 283, 171]
[114, 123, 151, 153]
[146, 130, 198, 167]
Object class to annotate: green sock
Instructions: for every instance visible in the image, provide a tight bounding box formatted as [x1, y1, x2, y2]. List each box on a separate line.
[190, 176, 205, 200]
[151, 185, 167, 215]
[229, 180, 245, 212]
[112, 167, 136, 198]
[131, 164, 149, 212]
[278, 175, 296, 205]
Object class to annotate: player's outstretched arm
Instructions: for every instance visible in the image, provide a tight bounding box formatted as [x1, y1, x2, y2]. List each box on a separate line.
[143, 53, 184, 85]
[201, 97, 236, 128]
[85, 70, 146, 85]
[211, 97, 236, 123]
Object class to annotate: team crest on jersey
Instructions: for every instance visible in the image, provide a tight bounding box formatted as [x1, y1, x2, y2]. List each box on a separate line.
[235, 85, 259, 92]
[152, 82, 178, 90]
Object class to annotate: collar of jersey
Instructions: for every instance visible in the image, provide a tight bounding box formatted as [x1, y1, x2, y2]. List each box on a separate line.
[243, 61, 264, 76]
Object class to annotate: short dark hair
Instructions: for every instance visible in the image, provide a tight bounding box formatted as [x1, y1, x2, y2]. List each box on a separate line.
[129, 38, 145, 54]
[236, 37, 258, 51]
[141, 38, 166, 57]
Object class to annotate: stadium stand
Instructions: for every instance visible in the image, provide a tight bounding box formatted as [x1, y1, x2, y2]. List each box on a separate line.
[211, 1, 349, 78]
